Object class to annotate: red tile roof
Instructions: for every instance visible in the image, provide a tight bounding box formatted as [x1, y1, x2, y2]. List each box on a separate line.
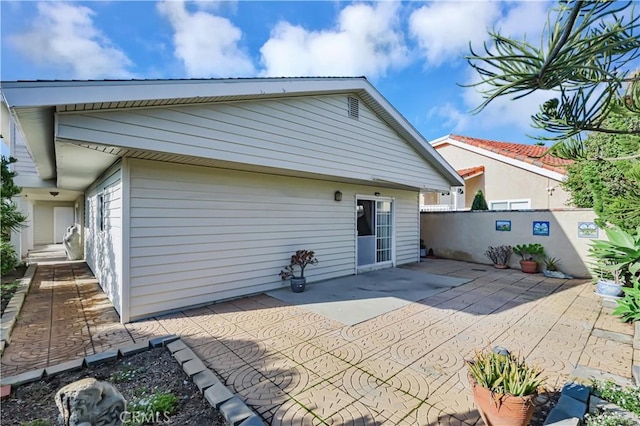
[457, 165, 485, 179]
[446, 134, 573, 175]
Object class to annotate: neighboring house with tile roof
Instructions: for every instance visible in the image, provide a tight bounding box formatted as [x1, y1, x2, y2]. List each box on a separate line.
[2, 77, 463, 323]
[421, 134, 573, 211]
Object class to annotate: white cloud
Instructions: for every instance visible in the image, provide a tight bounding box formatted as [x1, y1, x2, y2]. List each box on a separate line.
[409, 1, 501, 67]
[9, 2, 132, 79]
[427, 102, 470, 133]
[495, 1, 551, 41]
[441, 67, 553, 135]
[259, 2, 408, 78]
[462, 2, 554, 133]
[157, 0, 255, 78]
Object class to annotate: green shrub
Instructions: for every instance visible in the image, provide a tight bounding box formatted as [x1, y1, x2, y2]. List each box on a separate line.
[471, 190, 489, 211]
[1, 241, 19, 275]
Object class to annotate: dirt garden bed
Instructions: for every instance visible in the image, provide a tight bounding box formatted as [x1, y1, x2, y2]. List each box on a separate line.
[1, 263, 27, 317]
[1, 347, 227, 425]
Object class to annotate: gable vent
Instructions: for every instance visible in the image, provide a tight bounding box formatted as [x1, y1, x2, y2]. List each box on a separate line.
[348, 96, 359, 119]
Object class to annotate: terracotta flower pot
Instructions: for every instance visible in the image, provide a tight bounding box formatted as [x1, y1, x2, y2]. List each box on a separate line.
[470, 380, 536, 426]
[519, 260, 538, 274]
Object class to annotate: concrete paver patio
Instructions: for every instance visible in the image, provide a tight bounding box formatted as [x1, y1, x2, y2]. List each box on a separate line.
[1, 259, 637, 425]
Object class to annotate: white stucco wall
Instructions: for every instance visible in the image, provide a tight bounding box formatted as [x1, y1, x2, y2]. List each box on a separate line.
[435, 144, 570, 209]
[421, 209, 603, 278]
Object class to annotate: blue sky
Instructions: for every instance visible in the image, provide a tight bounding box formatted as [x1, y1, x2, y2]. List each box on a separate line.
[1, 1, 557, 145]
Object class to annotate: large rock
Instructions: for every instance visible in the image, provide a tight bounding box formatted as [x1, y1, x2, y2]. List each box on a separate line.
[55, 378, 126, 426]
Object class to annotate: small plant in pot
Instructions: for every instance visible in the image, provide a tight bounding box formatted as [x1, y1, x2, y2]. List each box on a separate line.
[513, 243, 545, 274]
[589, 226, 640, 301]
[420, 239, 427, 258]
[279, 250, 319, 293]
[466, 347, 546, 426]
[484, 245, 512, 269]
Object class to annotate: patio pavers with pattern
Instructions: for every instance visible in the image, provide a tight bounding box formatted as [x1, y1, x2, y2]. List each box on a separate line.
[1, 259, 637, 425]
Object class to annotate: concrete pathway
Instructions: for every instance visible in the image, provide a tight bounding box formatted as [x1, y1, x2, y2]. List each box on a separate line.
[1, 259, 637, 425]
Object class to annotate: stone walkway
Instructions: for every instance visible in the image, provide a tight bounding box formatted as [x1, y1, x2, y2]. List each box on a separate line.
[1, 259, 637, 425]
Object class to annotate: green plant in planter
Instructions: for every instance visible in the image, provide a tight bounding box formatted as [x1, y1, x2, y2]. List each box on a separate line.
[279, 250, 319, 280]
[513, 244, 545, 262]
[589, 226, 640, 287]
[543, 256, 561, 271]
[612, 276, 640, 322]
[467, 348, 546, 396]
[466, 347, 546, 426]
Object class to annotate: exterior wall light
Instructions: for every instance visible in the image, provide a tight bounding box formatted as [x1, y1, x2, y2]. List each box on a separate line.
[334, 191, 342, 201]
[49, 191, 59, 197]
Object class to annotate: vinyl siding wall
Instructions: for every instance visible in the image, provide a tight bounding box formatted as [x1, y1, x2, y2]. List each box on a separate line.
[85, 164, 123, 315]
[57, 94, 450, 191]
[129, 159, 419, 320]
[12, 127, 38, 176]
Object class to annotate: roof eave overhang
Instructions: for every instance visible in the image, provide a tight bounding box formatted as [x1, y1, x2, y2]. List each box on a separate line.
[2, 78, 465, 189]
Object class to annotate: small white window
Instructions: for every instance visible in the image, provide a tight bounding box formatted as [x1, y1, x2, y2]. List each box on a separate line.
[489, 199, 531, 210]
[98, 194, 105, 231]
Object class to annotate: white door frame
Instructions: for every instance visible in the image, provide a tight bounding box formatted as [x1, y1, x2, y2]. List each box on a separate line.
[355, 194, 396, 274]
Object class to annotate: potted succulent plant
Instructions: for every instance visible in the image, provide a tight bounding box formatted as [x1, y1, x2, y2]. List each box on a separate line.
[279, 249, 319, 293]
[466, 347, 546, 426]
[513, 243, 545, 274]
[420, 239, 427, 258]
[590, 226, 640, 299]
[484, 245, 512, 269]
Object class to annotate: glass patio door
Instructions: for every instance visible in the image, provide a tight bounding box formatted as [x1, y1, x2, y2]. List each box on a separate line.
[357, 197, 394, 270]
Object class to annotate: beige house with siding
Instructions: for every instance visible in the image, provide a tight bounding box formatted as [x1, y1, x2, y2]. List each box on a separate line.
[422, 134, 573, 211]
[2, 78, 463, 322]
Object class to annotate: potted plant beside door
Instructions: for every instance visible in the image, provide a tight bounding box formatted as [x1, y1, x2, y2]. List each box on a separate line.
[467, 347, 546, 426]
[279, 250, 319, 293]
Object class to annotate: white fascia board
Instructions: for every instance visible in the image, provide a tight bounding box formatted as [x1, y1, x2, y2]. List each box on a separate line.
[432, 137, 566, 182]
[0, 78, 367, 108]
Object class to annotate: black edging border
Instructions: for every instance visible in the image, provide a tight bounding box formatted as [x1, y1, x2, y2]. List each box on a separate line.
[0, 334, 265, 426]
[0, 264, 38, 355]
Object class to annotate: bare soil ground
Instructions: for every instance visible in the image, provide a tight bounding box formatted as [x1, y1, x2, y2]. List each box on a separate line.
[1, 347, 228, 426]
